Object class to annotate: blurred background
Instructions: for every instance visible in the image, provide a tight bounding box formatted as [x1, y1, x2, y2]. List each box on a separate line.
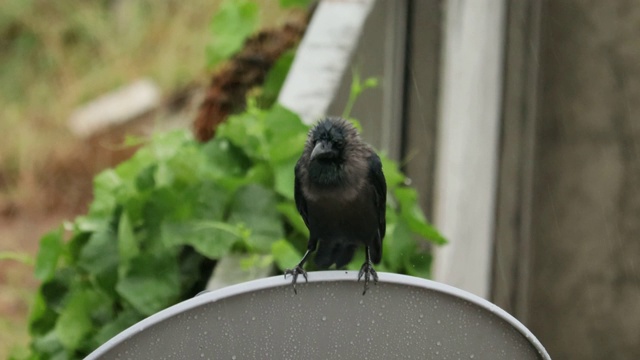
[1, 0, 639, 359]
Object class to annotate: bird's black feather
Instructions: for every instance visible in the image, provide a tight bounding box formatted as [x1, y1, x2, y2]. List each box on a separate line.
[367, 153, 386, 264]
[288, 117, 387, 277]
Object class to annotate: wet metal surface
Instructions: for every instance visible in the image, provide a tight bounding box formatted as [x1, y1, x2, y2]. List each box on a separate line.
[87, 272, 550, 360]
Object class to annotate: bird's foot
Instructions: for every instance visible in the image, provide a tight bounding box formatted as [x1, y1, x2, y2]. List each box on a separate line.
[357, 261, 378, 295]
[284, 265, 308, 294]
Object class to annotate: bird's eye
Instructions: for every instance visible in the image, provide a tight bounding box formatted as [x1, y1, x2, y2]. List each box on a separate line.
[334, 140, 345, 148]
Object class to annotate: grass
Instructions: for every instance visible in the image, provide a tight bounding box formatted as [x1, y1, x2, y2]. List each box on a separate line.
[0, 0, 288, 357]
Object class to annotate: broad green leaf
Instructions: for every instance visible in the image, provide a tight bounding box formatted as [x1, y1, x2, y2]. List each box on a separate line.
[264, 104, 308, 163]
[34, 228, 63, 281]
[216, 112, 266, 161]
[148, 129, 192, 161]
[28, 289, 57, 336]
[116, 252, 180, 316]
[78, 230, 118, 277]
[91, 309, 142, 348]
[206, 0, 259, 67]
[54, 287, 102, 350]
[191, 182, 232, 220]
[88, 169, 121, 217]
[271, 239, 302, 270]
[65, 231, 91, 265]
[380, 153, 405, 188]
[405, 215, 447, 245]
[135, 164, 157, 191]
[161, 220, 243, 259]
[201, 137, 252, 182]
[40, 268, 74, 313]
[31, 330, 66, 359]
[394, 187, 446, 244]
[244, 162, 273, 188]
[77, 230, 119, 294]
[228, 185, 284, 252]
[273, 158, 297, 199]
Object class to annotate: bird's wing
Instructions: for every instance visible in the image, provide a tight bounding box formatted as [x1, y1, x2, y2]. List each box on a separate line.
[368, 153, 387, 246]
[294, 160, 309, 227]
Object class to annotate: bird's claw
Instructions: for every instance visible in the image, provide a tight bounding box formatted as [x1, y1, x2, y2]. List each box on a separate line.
[358, 261, 378, 295]
[284, 265, 308, 294]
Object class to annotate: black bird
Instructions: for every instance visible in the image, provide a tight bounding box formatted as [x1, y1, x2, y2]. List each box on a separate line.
[285, 117, 387, 295]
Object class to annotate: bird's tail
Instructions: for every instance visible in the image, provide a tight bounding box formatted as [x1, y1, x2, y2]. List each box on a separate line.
[314, 241, 357, 269]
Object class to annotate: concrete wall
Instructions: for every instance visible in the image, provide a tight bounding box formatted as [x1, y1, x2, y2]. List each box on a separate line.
[529, 1, 640, 358]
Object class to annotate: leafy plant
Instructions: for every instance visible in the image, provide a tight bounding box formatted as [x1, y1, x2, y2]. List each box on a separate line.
[25, 100, 445, 358]
[22, 0, 445, 358]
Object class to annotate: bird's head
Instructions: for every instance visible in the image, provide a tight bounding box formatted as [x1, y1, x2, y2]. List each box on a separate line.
[306, 117, 358, 163]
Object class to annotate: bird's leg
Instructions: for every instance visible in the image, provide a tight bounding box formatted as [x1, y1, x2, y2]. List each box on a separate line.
[358, 246, 379, 295]
[284, 250, 311, 294]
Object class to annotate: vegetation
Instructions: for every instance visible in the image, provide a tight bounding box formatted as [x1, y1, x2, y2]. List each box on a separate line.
[5, 0, 445, 358]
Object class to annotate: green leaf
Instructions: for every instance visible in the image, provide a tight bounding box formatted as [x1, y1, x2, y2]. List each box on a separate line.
[161, 220, 244, 259]
[206, 0, 259, 67]
[77, 230, 119, 294]
[77, 230, 118, 278]
[271, 239, 302, 270]
[65, 231, 91, 264]
[380, 153, 405, 188]
[54, 287, 102, 350]
[35, 228, 64, 281]
[228, 185, 284, 252]
[394, 187, 446, 245]
[40, 268, 74, 313]
[279, 0, 312, 8]
[116, 252, 180, 316]
[216, 112, 266, 161]
[135, 164, 157, 191]
[92, 309, 142, 348]
[273, 158, 297, 199]
[264, 104, 308, 163]
[31, 330, 66, 359]
[201, 138, 252, 179]
[88, 169, 121, 217]
[28, 289, 57, 337]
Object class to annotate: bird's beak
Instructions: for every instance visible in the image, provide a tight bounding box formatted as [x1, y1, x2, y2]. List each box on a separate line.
[310, 141, 331, 161]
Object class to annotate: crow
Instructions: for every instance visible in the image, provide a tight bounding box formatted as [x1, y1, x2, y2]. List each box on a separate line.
[285, 117, 387, 295]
